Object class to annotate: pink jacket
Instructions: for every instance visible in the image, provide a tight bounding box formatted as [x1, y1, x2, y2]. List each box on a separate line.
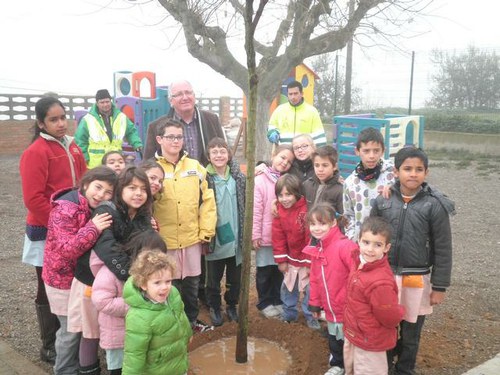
[43, 189, 99, 290]
[252, 167, 279, 246]
[90, 252, 128, 350]
[302, 226, 357, 323]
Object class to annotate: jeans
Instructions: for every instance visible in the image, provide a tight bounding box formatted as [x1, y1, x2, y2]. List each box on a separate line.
[206, 256, 241, 310]
[280, 279, 312, 322]
[389, 315, 426, 375]
[255, 265, 283, 310]
[329, 333, 345, 368]
[173, 276, 200, 323]
[54, 315, 81, 375]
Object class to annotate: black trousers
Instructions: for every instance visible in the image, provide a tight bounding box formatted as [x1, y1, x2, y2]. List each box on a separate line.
[388, 315, 426, 375]
[255, 265, 283, 310]
[206, 256, 241, 310]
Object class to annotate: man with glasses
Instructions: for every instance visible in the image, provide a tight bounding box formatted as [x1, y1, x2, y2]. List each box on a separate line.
[143, 80, 225, 165]
[267, 80, 327, 147]
[75, 89, 143, 168]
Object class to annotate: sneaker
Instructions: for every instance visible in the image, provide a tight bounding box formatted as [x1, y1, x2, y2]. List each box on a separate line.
[260, 305, 281, 319]
[324, 366, 345, 375]
[273, 304, 284, 315]
[306, 318, 321, 330]
[209, 308, 223, 327]
[226, 305, 239, 322]
[191, 319, 214, 333]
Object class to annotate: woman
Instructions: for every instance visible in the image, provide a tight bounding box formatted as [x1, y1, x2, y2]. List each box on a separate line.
[19, 96, 87, 364]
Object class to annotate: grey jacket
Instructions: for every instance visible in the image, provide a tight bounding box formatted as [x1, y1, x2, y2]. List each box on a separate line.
[370, 181, 455, 290]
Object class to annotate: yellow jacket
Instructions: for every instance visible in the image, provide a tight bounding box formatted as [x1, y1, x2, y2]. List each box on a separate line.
[154, 152, 216, 250]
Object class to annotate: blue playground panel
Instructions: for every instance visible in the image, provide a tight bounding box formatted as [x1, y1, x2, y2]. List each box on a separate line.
[333, 114, 425, 178]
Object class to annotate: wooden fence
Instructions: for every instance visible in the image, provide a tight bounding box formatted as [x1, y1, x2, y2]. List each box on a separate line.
[0, 93, 244, 122]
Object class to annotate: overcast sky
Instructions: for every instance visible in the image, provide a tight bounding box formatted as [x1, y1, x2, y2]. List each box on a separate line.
[1, 0, 497, 107]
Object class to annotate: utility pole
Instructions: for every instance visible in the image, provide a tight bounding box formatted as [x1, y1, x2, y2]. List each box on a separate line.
[408, 51, 415, 115]
[333, 54, 339, 116]
[344, 0, 354, 114]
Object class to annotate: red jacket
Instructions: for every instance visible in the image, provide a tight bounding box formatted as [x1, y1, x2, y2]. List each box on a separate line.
[42, 189, 100, 290]
[272, 197, 310, 267]
[343, 249, 405, 351]
[20, 134, 87, 228]
[303, 226, 357, 323]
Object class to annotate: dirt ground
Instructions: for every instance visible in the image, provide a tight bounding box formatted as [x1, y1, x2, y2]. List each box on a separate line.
[0, 154, 499, 374]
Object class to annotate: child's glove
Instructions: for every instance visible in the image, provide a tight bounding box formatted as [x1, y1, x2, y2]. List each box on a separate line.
[267, 129, 280, 144]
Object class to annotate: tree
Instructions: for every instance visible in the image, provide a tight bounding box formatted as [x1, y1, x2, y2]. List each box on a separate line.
[429, 46, 500, 110]
[310, 53, 362, 120]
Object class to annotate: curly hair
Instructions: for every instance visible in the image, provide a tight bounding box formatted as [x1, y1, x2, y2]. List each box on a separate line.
[129, 249, 175, 289]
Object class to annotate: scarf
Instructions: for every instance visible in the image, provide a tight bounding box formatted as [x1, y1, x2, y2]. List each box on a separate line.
[355, 159, 383, 181]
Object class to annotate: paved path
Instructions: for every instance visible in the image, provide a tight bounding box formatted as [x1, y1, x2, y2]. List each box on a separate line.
[0, 339, 48, 375]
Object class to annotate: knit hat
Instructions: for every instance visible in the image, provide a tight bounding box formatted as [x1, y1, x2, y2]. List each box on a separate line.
[95, 89, 112, 101]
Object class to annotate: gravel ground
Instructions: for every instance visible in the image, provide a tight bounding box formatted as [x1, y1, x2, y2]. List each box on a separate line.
[0, 153, 499, 374]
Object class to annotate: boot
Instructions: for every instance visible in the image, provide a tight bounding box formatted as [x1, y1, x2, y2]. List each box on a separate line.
[35, 303, 59, 365]
[78, 360, 101, 375]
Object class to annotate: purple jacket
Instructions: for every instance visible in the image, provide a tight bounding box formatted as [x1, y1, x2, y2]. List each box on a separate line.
[42, 189, 100, 290]
[90, 252, 128, 350]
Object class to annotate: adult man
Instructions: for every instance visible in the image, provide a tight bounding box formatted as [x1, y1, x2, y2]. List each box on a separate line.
[143, 80, 225, 164]
[75, 89, 143, 168]
[267, 80, 327, 146]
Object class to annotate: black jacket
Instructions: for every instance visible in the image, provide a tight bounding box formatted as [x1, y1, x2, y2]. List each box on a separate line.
[370, 181, 455, 290]
[74, 201, 152, 285]
[302, 170, 343, 213]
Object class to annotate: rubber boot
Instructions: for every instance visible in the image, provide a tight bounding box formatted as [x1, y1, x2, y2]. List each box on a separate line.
[78, 361, 101, 375]
[35, 303, 59, 365]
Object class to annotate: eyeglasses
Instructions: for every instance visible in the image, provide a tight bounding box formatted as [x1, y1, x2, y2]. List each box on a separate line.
[161, 135, 184, 142]
[293, 144, 310, 151]
[170, 90, 194, 99]
[209, 150, 228, 156]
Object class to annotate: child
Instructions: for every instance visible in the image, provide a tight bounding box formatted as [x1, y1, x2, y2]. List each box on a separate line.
[205, 137, 246, 326]
[91, 230, 167, 375]
[102, 151, 126, 175]
[153, 119, 216, 333]
[19, 96, 87, 364]
[303, 203, 357, 375]
[343, 217, 405, 375]
[138, 159, 165, 197]
[370, 146, 454, 375]
[68, 166, 154, 374]
[272, 174, 320, 330]
[123, 249, 192, 375]
[252, 144, 294, 319]
[43, 166, 116, 374]
[288, 134, 316, 182]
[303, 145, 343, 213]
[343, 127, 395, 241]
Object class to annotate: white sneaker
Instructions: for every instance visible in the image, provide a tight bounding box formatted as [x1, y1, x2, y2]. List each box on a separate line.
[273, 304, 284, 315]
[260, 305, 280, 318]
[324, 366, 345, 375]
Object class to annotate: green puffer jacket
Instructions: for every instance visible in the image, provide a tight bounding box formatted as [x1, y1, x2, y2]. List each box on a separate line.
[122, 278, 192, 375]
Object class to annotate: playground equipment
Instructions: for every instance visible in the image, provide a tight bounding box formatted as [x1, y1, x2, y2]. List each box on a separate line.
[334, 113, 425, 178]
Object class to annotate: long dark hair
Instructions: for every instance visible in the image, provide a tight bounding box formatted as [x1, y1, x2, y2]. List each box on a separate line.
[31, 97, 66, 143]
[114, 166, 153, 218]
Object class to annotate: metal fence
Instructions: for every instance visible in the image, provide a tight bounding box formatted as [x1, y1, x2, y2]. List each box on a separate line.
[0, 94, 244, 121]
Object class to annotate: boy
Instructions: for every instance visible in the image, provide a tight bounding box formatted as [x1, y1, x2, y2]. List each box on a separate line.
[343, 127, 395, 241]
[343, 217, 405, 375]
[154, 119, 216, 333]
[370, 146, 455, 375]
[204, 137, 246, 326]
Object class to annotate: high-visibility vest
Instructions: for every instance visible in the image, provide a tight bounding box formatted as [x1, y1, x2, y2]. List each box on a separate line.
[85, 113, 128, 168]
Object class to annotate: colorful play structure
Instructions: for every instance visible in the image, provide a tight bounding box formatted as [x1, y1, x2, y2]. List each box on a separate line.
[333, 113, 425, 178]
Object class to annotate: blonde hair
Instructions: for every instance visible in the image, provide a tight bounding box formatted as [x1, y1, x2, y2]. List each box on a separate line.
[129, 249, 175, 289]
[292, 134, 315, 148]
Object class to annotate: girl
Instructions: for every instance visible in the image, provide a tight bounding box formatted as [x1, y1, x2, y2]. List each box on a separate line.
[272, 174, 320, 330]
[102, 151, 126, 174]
[123, 249, 192, 375]
[303, 145, 343, 213]
[288, 134, 316, 182]
[303, 203, 357, 375]
[43, 166, 116, 374]
[19, 96, 87, 364]
[138, 159, 165, 197]
[91, 230, 167, 375]
[68, 166, 154, 374]
[252, 144, 294, 319]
